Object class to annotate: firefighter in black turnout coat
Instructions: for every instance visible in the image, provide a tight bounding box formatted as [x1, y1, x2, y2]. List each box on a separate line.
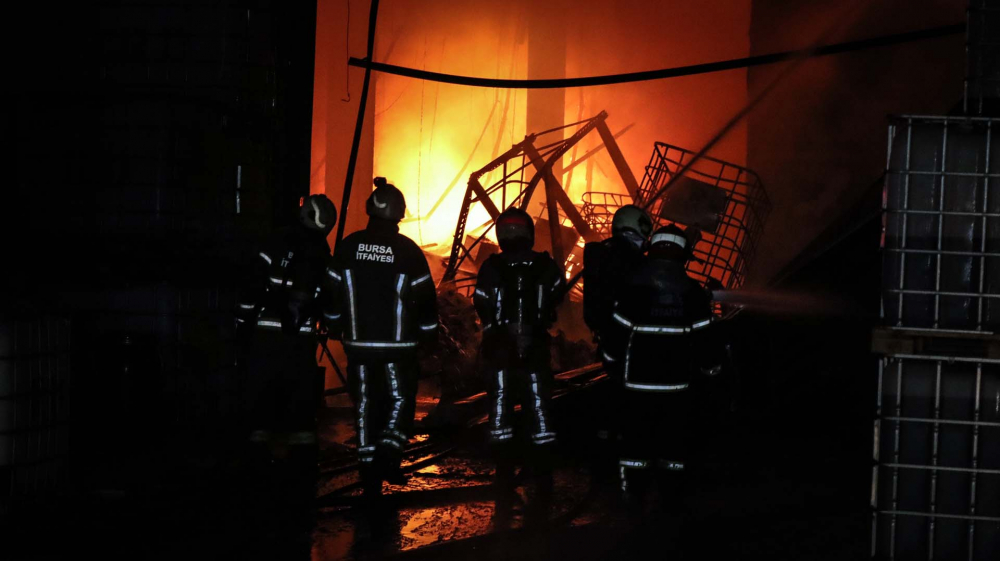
[325, 178, 438, 496]
[583, 205, 653, 452]
[235, 194, 337, 490]
[604, 223, 721, 503]
[583, 205, 652, 348]
[474, 208, 565, 498]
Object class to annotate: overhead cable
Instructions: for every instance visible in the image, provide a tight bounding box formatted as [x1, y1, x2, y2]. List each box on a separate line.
[347, 23, 964, 89]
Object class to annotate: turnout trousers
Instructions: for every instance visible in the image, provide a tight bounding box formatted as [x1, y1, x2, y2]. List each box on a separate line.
[483, 331, 556, 521]
[348, 359, 418, 484]
[243, 329, 322, 441]
[241, 329, 322, 502]
[483, 332, 556, 453]
[618, 389, 692, 499]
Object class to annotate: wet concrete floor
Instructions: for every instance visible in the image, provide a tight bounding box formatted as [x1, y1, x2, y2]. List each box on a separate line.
[3, 372, 872, 560]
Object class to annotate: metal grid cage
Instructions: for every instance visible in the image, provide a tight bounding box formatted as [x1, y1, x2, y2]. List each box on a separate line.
[881, 116, 1000, 333]
[872, 354, 1000, 560]
[635, 142, 770, 290]
[580, 191, 632, 235]
[965, 0, 1000, 115]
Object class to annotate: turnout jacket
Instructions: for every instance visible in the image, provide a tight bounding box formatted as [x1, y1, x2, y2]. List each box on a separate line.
[476, 250, 563, 447]
[236, 226, 331, 336]
[583, 234, 646, 338]
[473, 249, 565, 344]
[605, 257, 718, 392]
[325, 219, 438, 361]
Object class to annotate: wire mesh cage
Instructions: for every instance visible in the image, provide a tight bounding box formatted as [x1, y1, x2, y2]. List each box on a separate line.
[635, 142, 770, 290]
[872, 354, 1000, 560]
[580, 191, 631, 235]
[882, 115, 1000, 332]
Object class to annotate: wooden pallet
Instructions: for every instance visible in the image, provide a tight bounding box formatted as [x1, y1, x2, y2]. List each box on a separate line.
[872, 326, 1000, 360]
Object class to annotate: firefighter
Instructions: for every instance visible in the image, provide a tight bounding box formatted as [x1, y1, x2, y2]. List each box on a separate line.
[582, 205, 652, 453]
[474, 207, 565, 508]
[583, 204, 653, 342]
[324, 177, 438, 498]
[604, 223, 722, 507]
[235, 193, 337, 497]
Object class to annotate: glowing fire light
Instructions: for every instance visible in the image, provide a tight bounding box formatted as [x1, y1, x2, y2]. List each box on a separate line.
[373, 22, 528, 253]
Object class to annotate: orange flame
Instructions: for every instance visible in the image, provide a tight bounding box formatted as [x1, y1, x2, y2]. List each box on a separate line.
[373, 21, 528, 253]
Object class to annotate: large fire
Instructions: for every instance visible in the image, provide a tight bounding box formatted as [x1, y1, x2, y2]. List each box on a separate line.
[372, 17, 528, 252]
[375, 88, 526, 250]
[368, 6, 646, 255]
[374, 85, 636, 254]
[314, 0, 751, 266]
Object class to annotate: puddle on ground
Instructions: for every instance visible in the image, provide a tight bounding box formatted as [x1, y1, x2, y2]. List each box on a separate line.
[398, 501, 497, 550]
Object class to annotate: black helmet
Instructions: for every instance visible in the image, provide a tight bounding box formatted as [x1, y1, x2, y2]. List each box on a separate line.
[649, 223, 690, 260]
[495, 207, 535, 252]
[299, 194, 337, 235]
[611, 205, 653, 239]
[366, 177, 407, 222]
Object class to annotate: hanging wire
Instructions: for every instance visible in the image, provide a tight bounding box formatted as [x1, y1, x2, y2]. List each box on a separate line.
[416, 36, 428, 246]
[374, 84, 409, 117]
[428, 38, 444, 153]
[341, 0, 351, 102]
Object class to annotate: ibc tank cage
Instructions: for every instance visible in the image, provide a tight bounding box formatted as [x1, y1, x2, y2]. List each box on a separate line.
[635, 142, 770, 290]
[872, 354, 1000, 560]
[881, 115, 1000, 332]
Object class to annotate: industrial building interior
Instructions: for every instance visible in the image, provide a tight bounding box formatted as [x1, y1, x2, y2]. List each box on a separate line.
[4, 0, 998, 559]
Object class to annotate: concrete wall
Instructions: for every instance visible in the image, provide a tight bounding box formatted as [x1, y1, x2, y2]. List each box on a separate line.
[747, 0, 967, 285]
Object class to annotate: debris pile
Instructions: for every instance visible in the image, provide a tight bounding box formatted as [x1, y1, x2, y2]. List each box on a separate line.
[420, 284, 483, 399]
[550, 329, 597, 373]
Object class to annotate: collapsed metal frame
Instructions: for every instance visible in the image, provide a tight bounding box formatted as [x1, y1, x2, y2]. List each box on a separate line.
[442, 111, 640, 285]
[580, 142, 770, 290]
[872, 353, 1000, 560]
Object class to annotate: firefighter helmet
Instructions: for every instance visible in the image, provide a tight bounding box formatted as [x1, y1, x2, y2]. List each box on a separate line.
[366, 177, 407, 222]
[299, 194, 338, 235]
[611, 205, 653, 240]
[649, 224, 688, 251]
[495, 207, 535, 252]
